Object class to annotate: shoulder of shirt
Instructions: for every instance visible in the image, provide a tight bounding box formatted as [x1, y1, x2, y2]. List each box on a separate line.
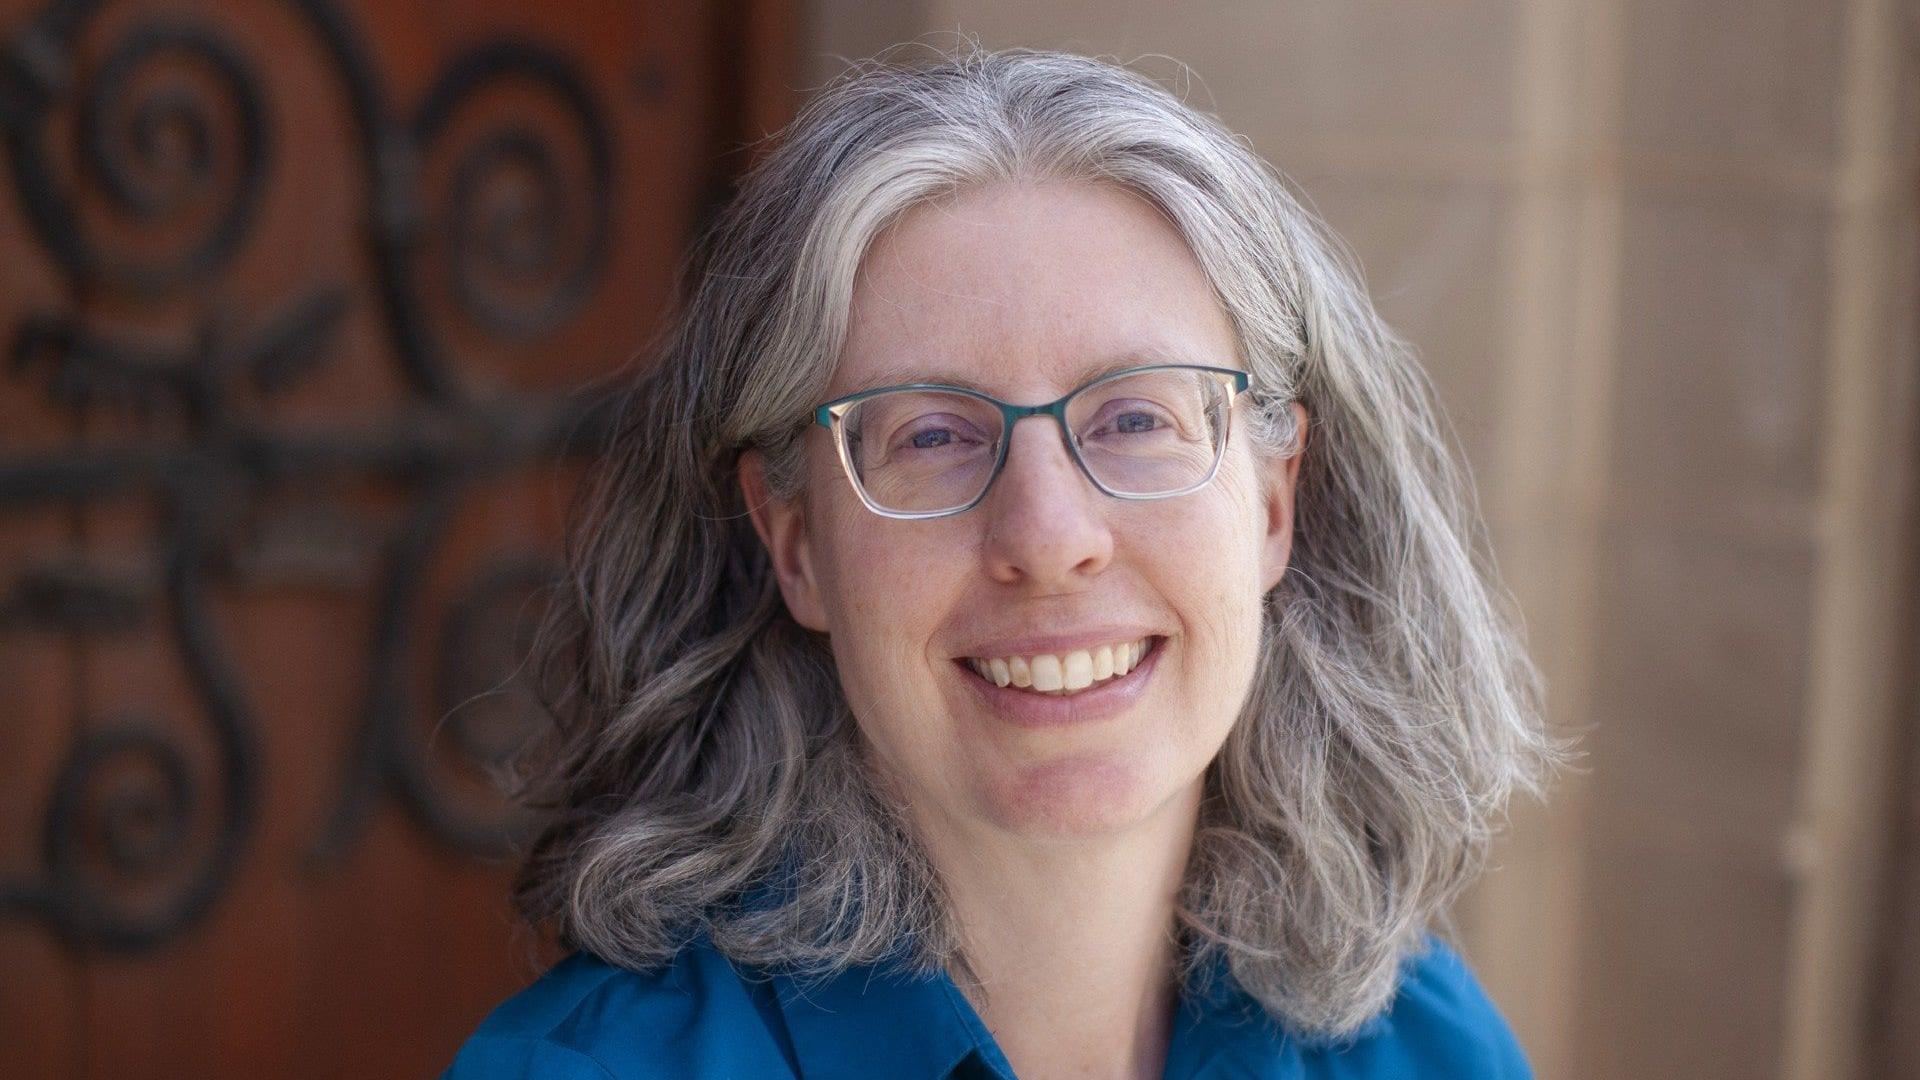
[1292, 932, 1534, 1078]
[439, 936, 791, 1080]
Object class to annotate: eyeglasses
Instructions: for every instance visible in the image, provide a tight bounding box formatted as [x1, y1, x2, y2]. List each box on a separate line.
[811, 363, 1251, 519]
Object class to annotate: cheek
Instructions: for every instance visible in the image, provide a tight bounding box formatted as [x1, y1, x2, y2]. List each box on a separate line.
[819, 522, 958, 646]
[812, 510, 966, 751]
[1157, 461, 1268, 585]
[1141, 474, 1269, 704]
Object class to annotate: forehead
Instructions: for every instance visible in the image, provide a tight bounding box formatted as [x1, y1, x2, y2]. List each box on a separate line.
[831, 179, 1240, 398]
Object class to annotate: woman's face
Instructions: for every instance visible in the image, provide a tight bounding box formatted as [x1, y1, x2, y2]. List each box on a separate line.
[744, 179, 1303, 842]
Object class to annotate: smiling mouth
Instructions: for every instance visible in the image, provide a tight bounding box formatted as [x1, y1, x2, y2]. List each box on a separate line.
[961, 636, 1161, 696]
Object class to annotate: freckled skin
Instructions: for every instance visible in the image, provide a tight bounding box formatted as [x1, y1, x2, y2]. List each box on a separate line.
[743, 179, 1304, 844]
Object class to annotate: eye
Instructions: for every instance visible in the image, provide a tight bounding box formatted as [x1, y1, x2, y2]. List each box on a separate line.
[1085, 399, 1178, 439]
[893, 413, 989, 454]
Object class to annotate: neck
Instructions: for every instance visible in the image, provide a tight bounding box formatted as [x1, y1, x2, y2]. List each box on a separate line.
[915, 777, 1204, 1080]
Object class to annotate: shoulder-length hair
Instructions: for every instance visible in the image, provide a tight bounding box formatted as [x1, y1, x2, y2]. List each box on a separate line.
[510, 42, 1572, 1039]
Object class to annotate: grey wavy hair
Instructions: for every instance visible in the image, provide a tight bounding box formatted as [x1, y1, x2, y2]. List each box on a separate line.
[509, 42, 1573, 1041]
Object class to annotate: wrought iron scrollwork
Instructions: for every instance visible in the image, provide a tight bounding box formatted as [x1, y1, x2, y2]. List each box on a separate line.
[418, 41, 612, 344]
[0, 0, 636, 952]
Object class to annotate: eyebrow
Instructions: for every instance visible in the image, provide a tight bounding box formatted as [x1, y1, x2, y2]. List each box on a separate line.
[842, 345, 1221, 400]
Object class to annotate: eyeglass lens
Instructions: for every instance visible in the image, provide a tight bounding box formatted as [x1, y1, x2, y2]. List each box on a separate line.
[837, 368, 1231, 515]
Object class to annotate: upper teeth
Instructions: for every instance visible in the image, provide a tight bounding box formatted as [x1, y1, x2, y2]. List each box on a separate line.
[966, 638, 1152, 694]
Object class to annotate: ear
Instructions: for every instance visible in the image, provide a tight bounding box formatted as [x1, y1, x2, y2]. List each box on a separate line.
[739, 449, 830, 633]
[1258, 402, 1310, 593]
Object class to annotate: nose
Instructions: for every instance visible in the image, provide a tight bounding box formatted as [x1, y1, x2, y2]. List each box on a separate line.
[980, 415, 1114, 587]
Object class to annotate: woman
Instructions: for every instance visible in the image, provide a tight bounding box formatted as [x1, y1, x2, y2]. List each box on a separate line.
[444, 44, 1570, 1080]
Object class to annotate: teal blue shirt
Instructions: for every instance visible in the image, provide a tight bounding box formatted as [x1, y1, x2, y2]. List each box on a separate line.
[441, 930, 1532, 1078]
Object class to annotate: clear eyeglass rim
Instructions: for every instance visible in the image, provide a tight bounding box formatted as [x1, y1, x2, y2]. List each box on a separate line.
[809, 362, 1253, 520]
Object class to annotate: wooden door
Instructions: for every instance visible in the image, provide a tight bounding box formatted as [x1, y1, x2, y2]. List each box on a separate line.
[0, 1, 796, 1076]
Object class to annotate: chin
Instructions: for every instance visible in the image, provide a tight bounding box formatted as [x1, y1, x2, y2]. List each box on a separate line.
[980, 754, 1171, 839]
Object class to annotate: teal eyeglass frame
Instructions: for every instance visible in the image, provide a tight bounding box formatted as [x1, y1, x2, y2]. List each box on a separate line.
[811, 362, 1252, 520]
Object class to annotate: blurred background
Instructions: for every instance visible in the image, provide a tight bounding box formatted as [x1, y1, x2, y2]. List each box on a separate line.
[2, 1, 1915, 1078]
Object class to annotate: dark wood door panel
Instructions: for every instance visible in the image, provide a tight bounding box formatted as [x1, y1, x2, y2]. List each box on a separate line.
[0, 1, 795, 1076]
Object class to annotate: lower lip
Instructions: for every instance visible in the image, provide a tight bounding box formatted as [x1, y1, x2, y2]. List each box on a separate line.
[954, 638, 1164, 728]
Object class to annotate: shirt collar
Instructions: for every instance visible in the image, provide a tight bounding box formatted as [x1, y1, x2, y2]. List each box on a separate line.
[743, 853, 1303, 1079]
[1162, 949, 1307, 1079]
[770, 942, 1306, 1080]
[771, 950, 1019, 1080]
